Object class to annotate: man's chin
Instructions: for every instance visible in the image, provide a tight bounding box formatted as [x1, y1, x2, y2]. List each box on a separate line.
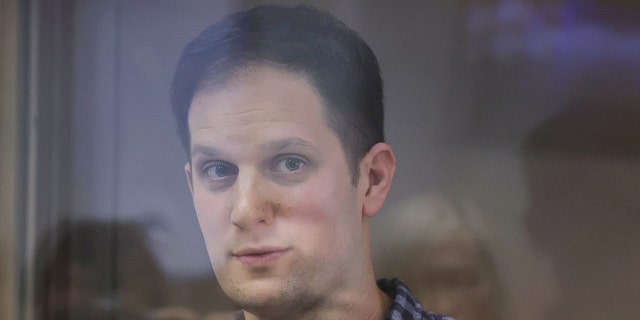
[229, 290, 292, 317]
[224, 278, 316, 317]
[225, 277, 290, 303]
[233, 296, 315, 320]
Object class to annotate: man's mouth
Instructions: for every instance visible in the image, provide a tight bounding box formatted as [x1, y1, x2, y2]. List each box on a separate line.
[232, 247, 291, 265]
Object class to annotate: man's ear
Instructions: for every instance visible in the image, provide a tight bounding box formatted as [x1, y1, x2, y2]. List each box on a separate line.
[361, 143, 396, 218]
[184, 162, 194, 196]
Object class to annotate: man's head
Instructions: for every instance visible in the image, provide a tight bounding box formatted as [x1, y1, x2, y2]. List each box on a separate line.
[171, 5, 385, 183]
[171, 5, 396, 318]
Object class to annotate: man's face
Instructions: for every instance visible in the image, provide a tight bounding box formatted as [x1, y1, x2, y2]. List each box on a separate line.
[185, 66, 368, 314]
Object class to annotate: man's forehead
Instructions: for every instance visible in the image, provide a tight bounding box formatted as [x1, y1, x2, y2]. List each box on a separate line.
[195, 63, 313, 100]
[187, 65, 334, 134]
[185, 65, 343, 157]
[192, 65, 319, 108]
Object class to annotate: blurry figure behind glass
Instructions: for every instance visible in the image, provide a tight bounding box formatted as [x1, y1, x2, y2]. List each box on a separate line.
[35, 220, 170, 320]
[375, 194, 505, 320]
[523, 96, 640, 319]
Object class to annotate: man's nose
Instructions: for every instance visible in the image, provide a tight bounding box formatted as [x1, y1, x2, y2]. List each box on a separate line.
[230, 171, 276, 230]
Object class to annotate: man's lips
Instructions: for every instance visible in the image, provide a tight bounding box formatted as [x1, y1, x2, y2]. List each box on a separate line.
[232, 247, 291, 265]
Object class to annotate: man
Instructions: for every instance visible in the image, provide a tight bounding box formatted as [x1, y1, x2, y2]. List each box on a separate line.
[171, 5, 453, 320]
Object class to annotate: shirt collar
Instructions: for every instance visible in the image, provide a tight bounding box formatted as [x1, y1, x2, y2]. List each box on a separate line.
[378, 278, 455, 320]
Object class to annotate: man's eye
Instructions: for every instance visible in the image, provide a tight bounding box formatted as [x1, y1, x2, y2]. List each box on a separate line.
[204, 163, 238, 179]
[274, 157, 305, 172]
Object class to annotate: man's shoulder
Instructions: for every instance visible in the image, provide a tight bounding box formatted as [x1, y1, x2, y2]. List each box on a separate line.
[377, 278, 455, 320]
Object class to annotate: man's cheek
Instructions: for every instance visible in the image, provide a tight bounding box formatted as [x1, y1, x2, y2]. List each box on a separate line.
[204, 234, 228, 274]
[194, 196, 227, 228]
[196, 213, 226, 256]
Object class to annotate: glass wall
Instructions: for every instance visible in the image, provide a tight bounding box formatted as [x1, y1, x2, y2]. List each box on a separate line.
[1, 0, 20, 319]
[5, 1, 640, 319]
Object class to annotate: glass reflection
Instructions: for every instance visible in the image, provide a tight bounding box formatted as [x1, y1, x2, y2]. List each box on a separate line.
[376, 194, 505, 320]
[523, 98, 640, 319]
[35, 220, 168, 319]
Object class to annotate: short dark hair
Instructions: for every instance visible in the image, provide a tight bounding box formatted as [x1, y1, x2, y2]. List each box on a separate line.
[171, 5, 385, 183]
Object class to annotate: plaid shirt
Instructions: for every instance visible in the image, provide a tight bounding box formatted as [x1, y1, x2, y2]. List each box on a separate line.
[378, 278, 455, 320]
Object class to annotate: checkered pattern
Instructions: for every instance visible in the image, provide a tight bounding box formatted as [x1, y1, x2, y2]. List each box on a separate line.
[378, 278, 455, 320]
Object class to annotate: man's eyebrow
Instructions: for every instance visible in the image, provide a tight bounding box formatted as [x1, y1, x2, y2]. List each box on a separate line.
[191, 138, 316, 159]
[191, 144, 222, 158]
[261, 138, 316, 153]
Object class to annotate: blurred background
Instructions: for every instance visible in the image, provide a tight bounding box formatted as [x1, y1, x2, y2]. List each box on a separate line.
[2, 0, 639, 319]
